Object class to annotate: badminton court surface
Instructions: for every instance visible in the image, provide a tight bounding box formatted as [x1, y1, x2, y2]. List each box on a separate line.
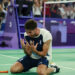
[0, 48, 75, 75]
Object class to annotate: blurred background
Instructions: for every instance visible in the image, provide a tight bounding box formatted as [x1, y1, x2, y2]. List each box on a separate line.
[0, 0, 75, 49]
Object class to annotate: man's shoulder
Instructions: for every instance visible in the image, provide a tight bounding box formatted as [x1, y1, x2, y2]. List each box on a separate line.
[40, 28, 51, 34]
[40, 28, 52, 42]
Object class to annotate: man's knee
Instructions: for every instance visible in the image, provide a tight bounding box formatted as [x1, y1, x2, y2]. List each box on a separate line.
[10, 62, 24, 73]
[37, 70, 46, 75]
[10, 65, 17, 73]
[37, 64, 47, 75]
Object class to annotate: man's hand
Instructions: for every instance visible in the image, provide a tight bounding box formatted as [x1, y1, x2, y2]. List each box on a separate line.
[20, 39, 32, 55]
[29, 40, 50, 57]
[25, 41, 32, 55]
[30, 41, 38, 52]
[25, 41, 31, 51]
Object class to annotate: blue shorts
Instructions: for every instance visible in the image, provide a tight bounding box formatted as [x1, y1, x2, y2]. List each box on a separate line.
[17, 55, 49, 72]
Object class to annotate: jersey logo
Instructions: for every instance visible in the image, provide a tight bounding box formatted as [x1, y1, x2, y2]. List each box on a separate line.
[39, 62, 43, 64]
[39, 40, 42, 45]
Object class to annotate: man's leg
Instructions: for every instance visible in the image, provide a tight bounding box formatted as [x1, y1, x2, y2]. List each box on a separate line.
[10, 62, 24, 73]
[37, 57, 54, 75]
[37, 64, 48, 75]
[37, 64, 58, 75]
[46, 67, 55, 75]
[10, 55, 37, 73]
[46, 63, 60, 75]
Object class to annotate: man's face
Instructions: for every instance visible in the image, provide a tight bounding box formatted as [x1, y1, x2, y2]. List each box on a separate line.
[26, 29, 37, 38]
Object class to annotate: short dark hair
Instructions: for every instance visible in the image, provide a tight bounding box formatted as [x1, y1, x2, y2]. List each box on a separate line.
[24, 19, 37, 30]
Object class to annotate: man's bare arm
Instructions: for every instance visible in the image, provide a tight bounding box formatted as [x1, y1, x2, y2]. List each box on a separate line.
[31, 40, 50, 57]
[20, 39, 32, 56]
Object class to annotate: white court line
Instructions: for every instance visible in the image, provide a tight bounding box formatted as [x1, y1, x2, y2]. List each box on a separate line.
[0, 51, 23, 52]
[0, 54, 19, 59]
[0, 64, 12, 66]
[59, 65, 75, 71]
[0, 51, 23, 53]
[0, 54, 75, 71]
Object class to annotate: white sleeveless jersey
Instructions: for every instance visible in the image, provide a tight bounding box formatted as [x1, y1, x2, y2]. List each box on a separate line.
[24, 28, 52, 61]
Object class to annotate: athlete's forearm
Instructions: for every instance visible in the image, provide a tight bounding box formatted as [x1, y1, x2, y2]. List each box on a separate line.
[33, 49, 46, 57]
[22, 46, 32, 56]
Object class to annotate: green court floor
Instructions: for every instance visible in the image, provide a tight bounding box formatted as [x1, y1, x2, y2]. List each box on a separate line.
[0, 48, 75, 75]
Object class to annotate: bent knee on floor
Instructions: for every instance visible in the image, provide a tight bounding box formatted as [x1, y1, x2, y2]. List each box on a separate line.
[37, 70, 46, 75]
[10, 67, 17, 73]
[10, 66, 19, 73]
[10, 62, 24, 73]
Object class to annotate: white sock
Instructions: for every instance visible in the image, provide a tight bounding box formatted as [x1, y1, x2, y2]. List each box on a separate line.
[53, 68, 56, 72]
